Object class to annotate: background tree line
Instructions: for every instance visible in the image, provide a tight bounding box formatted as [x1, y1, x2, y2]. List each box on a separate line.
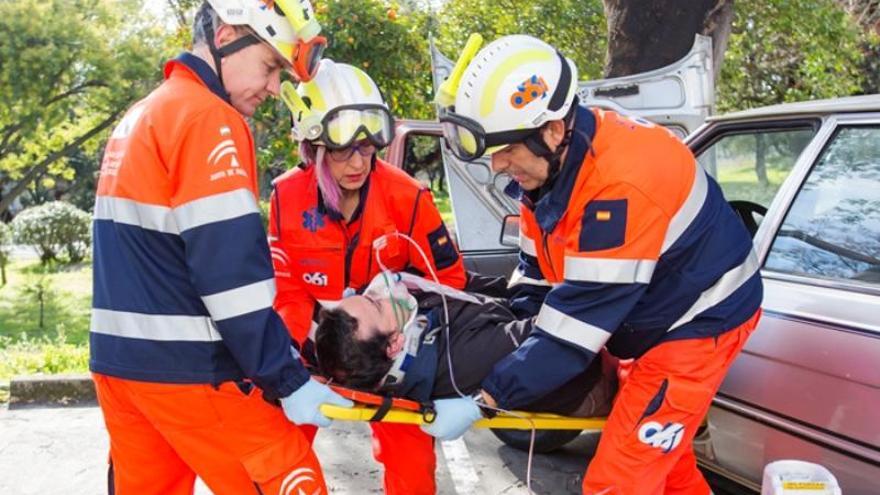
[1, 0, 877, 217]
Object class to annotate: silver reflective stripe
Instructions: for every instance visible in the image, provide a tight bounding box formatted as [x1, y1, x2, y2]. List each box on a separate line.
[564, 257, 656, 284]
[668, 250, 760, 331]
[94, 196, 178, 234]
[507, 267, 551, 288]
[535, 304, 611, 353]
[201, 278, 276, 322]
[174, 189, 259, 233]
[520, 233, 538, 257]
[91, 308, 222, 342]
[661, 164, 708, 253]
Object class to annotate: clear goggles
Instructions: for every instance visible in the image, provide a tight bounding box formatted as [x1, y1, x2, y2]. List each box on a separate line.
[318, 104, 396, 151]
[439, 110, 537, 162]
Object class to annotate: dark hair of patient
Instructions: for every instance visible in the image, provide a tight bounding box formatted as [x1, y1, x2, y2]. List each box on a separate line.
[315, 308, 395, 390]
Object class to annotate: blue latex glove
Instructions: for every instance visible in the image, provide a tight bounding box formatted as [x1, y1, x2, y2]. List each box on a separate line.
[421, 397, 482, 441]
[280, 379, 353, 427]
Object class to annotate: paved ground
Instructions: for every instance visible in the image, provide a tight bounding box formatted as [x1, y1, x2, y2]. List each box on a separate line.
[0, 403, 599, 495]
[0, 404, 749, 494]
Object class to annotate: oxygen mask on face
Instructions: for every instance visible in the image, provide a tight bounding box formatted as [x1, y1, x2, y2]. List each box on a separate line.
[362, 271, 418, 331]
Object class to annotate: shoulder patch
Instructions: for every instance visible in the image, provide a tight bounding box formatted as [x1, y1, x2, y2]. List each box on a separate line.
[427, 223, 459, 270]
[579, 199, 627, 252]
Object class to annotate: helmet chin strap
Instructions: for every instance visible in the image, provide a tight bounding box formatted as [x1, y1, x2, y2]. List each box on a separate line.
[522, 120, 574, 188]
[201, 15, 262, 95]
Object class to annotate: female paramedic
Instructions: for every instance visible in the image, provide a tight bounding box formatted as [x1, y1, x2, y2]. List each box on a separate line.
[268, 59, 467, 495]
[423, 34, 763, 495]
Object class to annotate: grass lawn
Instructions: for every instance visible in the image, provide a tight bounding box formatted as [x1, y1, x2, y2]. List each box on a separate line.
[431, 186, 455, 229]
[716, 161, 792, 207]
[0, 259, 91, 402]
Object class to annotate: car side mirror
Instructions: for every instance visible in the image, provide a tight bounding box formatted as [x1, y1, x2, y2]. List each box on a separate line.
[499, 214, 521, 248]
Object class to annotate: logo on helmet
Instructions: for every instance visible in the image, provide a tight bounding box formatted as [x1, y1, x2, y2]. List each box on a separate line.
[510, 75, 550, 109]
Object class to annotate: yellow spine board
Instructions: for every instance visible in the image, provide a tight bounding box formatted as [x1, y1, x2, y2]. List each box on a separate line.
[321, 404, 606, 431]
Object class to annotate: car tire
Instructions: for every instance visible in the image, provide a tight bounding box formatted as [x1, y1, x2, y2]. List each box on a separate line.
[490, 428, 582, 453]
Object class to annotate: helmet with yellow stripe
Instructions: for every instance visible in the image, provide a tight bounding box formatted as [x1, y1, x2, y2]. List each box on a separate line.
[439, 34, 578, 162]
[205, 0, 326, 81]
[281, 59, 395, 150]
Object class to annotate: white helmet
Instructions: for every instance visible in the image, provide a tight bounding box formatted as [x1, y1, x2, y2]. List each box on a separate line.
[439, 34, 578, 161]
[280, 59, 395, 149]
[204, 0, 326, 81]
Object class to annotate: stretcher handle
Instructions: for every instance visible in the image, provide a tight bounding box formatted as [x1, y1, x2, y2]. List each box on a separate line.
[321, 404, 607, 431]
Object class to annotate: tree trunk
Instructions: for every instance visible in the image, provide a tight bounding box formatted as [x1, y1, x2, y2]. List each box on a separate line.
[603, 0, 735, 79]
[755, 133, 769, 187]
[0, 109, 123, 215]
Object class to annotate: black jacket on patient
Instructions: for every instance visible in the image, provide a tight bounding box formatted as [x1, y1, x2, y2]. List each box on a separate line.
[316, 290, 614, 417]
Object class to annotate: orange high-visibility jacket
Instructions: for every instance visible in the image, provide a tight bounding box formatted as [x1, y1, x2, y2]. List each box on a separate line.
[484, 106, 763, 409]
[269, 159, 466, 345]
[91, 54, 309, 400]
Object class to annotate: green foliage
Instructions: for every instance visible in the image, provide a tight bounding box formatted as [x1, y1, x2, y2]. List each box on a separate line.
[436, 0, 607, 81]
[11, 202, 91, 264]
[0, 333, 90, 381]
[316, 0, 435, 120]
[717, 0, 866, 112]
[0, 0, 173, 203]
[0, 260, 91, 385]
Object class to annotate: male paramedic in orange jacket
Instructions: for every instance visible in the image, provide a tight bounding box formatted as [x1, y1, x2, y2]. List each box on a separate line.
[424, 34, 763, 495]
[268, 59, 467, 494]
[89, 2, 352, 494]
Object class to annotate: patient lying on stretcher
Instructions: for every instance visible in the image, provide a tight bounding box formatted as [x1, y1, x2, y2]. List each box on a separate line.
[314, 272, 616, 417]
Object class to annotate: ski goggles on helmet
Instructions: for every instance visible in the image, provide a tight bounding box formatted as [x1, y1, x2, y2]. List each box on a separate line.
[439, 111, 538, 162]
[317, 104, 395, 150]
[290, 36, 327, 82]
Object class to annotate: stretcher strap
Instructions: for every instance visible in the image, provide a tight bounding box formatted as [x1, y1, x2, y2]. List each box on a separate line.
[369, 396, 394, 421]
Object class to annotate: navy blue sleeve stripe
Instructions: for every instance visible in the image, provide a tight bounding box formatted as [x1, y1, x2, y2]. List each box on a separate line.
[92, 221, 208, 316]
[482, 329, 596, 410]
[213, 309, 310, 398]
[179, 213, 275, 295]
[543, 280, 647, 334]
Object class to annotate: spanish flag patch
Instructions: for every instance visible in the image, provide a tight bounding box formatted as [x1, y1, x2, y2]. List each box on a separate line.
[596, 210, 612, 221]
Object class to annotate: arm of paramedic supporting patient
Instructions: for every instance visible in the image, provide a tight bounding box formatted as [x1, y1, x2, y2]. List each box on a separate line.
[407, 189, 467, 289]
[170, 107, 309, 402]
[482, 185, 668, 410]
[507, 219, 551, 318]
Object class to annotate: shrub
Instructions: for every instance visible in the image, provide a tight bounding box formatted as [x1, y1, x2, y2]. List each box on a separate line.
[11, 202, 91, 264]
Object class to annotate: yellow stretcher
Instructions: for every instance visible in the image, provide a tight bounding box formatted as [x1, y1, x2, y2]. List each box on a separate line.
[321, 404, 607, 431]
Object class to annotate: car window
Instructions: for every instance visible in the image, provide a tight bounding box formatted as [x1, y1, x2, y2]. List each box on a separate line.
[764, 125, 880, 286]
[402, 134, 455, 234]
[696, 127, 814, 208]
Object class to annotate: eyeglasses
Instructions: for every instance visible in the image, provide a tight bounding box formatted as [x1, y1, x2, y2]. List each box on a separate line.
[327, 141, 377, 161]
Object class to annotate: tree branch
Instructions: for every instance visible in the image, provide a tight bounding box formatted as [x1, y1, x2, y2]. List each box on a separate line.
[45, 80, 108, 106]
[0, 108, 124, 215]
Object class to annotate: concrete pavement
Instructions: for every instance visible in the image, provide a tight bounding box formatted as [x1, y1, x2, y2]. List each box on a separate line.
[0, 403, 598, 494]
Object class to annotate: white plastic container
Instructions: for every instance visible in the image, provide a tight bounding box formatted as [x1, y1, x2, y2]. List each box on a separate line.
[761, 460, 842, 495]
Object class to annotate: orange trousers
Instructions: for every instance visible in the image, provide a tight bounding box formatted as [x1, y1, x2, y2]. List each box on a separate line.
[94, 374, 327, 495]
[582, 310, 761, 495]
[300, 421, 436, 494]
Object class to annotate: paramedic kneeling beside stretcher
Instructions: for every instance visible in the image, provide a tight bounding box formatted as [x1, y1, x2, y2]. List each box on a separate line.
[428, 34, 763, 495]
